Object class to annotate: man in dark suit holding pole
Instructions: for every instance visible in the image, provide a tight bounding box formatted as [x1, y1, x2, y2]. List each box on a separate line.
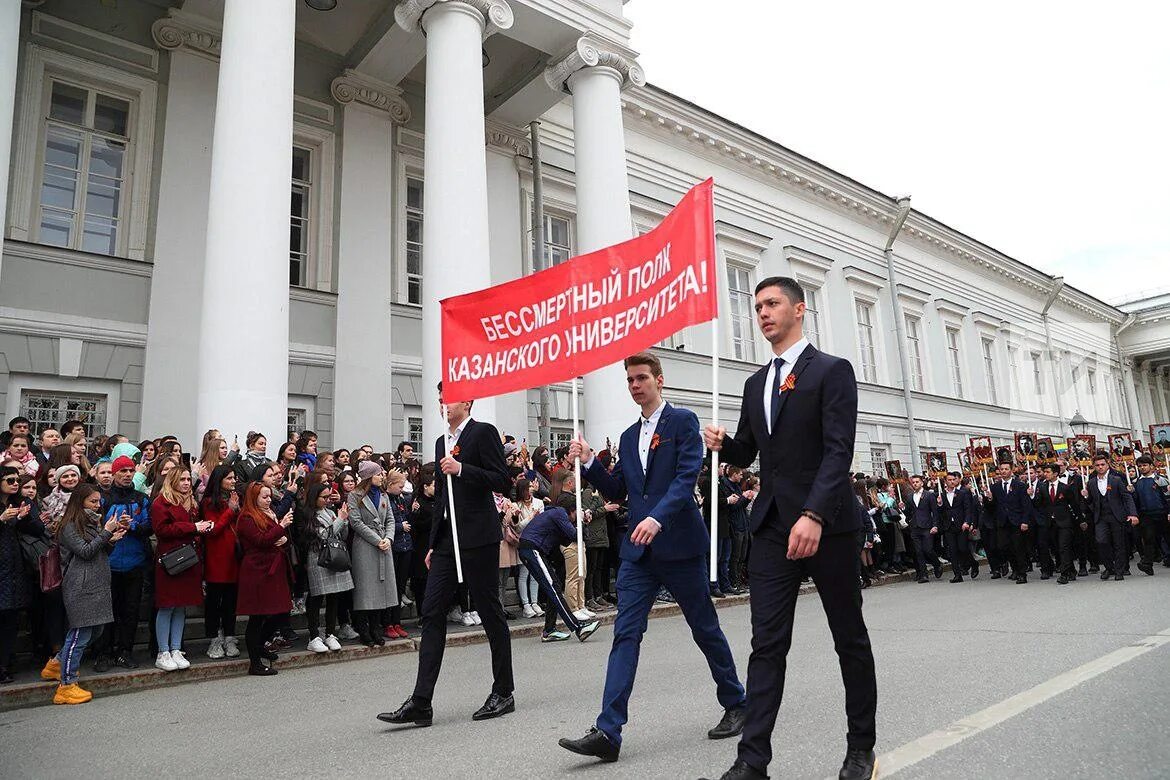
[938, 471, 979, 582]
[378, 384, 515, 727]
[1083, 452, 1139, 580]
[701, 276, 877, 780]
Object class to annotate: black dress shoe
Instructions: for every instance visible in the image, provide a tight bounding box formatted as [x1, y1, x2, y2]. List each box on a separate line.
[1114, 573, 1124, 581]
[933, 563, 943, 579]
[0, 668, 14, 685]
[1015, 575, 1027, 584]
[711, 590, 726, 599]
[248, 663, 277, 676]
[93, 655, 111, 673]
[708, 706, 746, 739]
[1137, 562, 1154, 576]
[990, 570, 1002, 580]
[472, 692, 515, 721]
[1057, 575, 1069, 584]
[113, 654, 138, 669]
[377, 697, 434, 727]
[970, 566, 979, 578]
[949, 576, 963, 583]
[1088, 565, 1100, 574]
[559, 726, 620, 762]
[916, 577, 928, 584]
[839, 748, 877, 780]
[1078, 566, 1089, 576]
[1100, 570, 1112, 580]
[701, 758, 768, 780]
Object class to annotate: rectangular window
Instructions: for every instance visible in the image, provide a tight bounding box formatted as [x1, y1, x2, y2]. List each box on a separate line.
[1031, 352, 1044, 395]
[727, 265, 757, 362]
[982, 337, 997, 405]
[532, 213, 573, 269]
[804, 288, 821, 349]
[1087, 368, 1096, 396]
[855, 301, 877, 383]
[37, 80, 130, 255]
[1008, 347, 1021, 405]
[404, 175, 424, 305]
[869, 445, 889, 478]
[550, 427, 573, 454]
[946, 327, 964, 396]
[22, 389, 107, 435]
[289, 146, 312, 287]
[406, 416, 423, 453]
[287, 408, 307, 443]
[905, 315, 924, 391]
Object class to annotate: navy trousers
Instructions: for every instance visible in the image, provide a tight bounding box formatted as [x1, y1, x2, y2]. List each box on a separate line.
[595, 550, 744, 745]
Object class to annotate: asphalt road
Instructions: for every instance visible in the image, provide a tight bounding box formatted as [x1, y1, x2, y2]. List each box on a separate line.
[2, 572, 1168, 780]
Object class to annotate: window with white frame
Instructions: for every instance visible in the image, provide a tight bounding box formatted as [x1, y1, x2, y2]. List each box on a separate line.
[1115, 376, 1127, 423]
[946, 327, 964, 396]
[869, 445, 889, 478]
[1008, 347, 1021, 406]
[855, 300, 877, 383]
[289, 146, 312, 287]
[406, 416, 423, 453]
[1087, 368, 1097, 396]
[20, 389, 107, 434]
[287, 408, 307, 443]
[550, 427, 573, 454]
[905, 315, 924, 391]
[804, 287, 822, 349]
[727, 264, 757, 362]
[1031, 351, 1044, 395]
[531, 212, 573, 269]
[404, 174, 424, 305]
[36, 79, 131, 255]
[981, 337, 997, 405]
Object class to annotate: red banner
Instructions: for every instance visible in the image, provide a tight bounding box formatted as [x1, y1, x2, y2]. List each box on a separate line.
[441, 179, 718, 401]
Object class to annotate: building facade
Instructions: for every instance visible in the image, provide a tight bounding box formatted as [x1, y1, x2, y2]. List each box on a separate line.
[1, 0, 1167, 473]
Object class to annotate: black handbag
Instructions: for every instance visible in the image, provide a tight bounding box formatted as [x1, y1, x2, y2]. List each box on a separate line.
[316, 531, 351, 573]
[159, 543, 199, 576]
[18, 533, 51, 572]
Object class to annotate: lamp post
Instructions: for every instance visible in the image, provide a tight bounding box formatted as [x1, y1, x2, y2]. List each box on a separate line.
[1069, 411, 1089, 437]
[883, 195, 920, 472]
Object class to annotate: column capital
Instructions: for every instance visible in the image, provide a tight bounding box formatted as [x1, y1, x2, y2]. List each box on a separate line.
[331, 70, 412, 124]
[544, 33, 646, 94]
[394, 0, 514, 37]
[485, 120, 531, 157]
[151, 9, 222, 59]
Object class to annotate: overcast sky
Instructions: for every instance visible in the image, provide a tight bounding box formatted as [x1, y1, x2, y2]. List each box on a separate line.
[626, 1, 1169, 304]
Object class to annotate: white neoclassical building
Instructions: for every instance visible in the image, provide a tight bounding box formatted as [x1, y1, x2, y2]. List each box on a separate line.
[1, 0, 1168, 473]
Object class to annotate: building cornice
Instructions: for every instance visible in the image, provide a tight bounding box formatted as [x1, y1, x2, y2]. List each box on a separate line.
[545, 32, 645, 93]
[151, 9, 221, 60]
[394, 0, 513, 38]
[784, 245, 834, 275]
[842, 265, 885, 292]
[485, 120, 531, 157]
[330, 69, 411, 123]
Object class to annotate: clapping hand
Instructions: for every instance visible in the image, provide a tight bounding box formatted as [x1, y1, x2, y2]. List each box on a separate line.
[195, 520, 213, 533]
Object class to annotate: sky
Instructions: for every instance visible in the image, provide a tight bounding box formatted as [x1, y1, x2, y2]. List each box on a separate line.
[626, 1, 1170, 305]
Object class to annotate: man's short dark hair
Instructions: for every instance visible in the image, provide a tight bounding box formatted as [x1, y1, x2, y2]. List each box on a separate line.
[8, 416, 29, 430]
[397, 441, 414, 454]
[754, 276, 805, 304]
[623, 352, 663, 378]
[1092, 453, 1110, 465]
[1040, 463, 1058, 473]
[947, 471, 961, 479]
[1136, 455, 1153, 466]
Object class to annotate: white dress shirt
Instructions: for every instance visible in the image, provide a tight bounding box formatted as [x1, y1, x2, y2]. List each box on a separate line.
[638, 402, 666, 473]
[445, 417, 470, 476]
[763, 336, 810, 435]
[1096, 475, 1109, 495]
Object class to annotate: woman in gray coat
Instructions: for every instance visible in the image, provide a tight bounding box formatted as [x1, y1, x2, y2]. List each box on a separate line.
[304, 482, 353, 653]
[347, 460, 397, 647]
[54, 484, 126, 704]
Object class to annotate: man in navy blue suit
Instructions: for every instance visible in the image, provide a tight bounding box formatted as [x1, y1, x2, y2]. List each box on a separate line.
[906, 474, 943, 583]
[701, 276, 876, 780]
[558, 352, 746, 763]
[983, 461, 1035, 583]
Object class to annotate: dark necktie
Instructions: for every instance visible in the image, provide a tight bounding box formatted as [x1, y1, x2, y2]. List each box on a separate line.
[770, 357, 785, 431]
[1050, 484, 1056, 502]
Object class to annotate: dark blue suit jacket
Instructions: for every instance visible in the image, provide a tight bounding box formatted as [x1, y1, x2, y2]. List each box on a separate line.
[584, 403, 707, 563]
[719, 344, 860, 536]
[987, 478, 1034, 530]
[939, 487, 977, 532]
[908, 490, 939, 530]
[1086, 472, 1138, 525]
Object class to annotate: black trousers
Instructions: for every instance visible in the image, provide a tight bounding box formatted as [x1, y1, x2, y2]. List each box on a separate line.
[730, 528, 751, 585]
[1033, 525, 1055, 575]
[980, 524, 1008, 572]
[943, 529, 975, 576]
[1137, 513, 1164, 565]
[28, 581, 66, 657]
[0, 609, 19, 670]
[413, 544, 513, 703]
[738, 518, 877, 772]
[307, 593, 338, 637]
[1009, 525, 1031, 576]
[910, 528, 940, 579]
[97, 568, 145, 655]
[390, 549, 412, 625]
[203, 581, 238, 638]
[244, 614, 280, 664]
[585, 547, 607, 601]
[1054, 524, 1076, 576]
[1096, 520, 1128, 574]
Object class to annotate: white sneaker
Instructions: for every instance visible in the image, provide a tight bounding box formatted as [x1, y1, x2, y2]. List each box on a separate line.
[338, 624, 360, 640]
[171, 650, 191, 670]
[448, 607, 465, 625]
[461, 612, 476, 626]
[307, 636, 328, 653]
[583, 608, 597, 619]
[207, 636, 225, 660]
[573, 609, 590, 621]
[470, 611, 482, 625]
[223, 636, 240, 658]
[324, 634, 342, 651]
[532, 604, 545, 616]
[155, 651, 178, 672]
[522, 604, 536, 618]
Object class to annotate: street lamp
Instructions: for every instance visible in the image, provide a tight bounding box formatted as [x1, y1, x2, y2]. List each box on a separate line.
[1068, 411, 1089, 436]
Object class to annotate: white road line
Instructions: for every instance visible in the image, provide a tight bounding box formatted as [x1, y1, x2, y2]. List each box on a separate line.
[871, 625, 1170, 778]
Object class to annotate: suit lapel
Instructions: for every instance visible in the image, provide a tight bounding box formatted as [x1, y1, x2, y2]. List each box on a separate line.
[770, 344, 817, 439]
[620, 427, 643, 494]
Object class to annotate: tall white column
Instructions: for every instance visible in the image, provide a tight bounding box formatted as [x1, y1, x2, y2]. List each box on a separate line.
[0, 0, 21, 280]
[195, 0, 295, 447]
[1155, 368, 1170, 423]
[396, 0, 510, 453]
[546, 35, 645, 447]
[330, 71, 410, 450]
[142, 13, 221, 446]
[1121, 358, 1144, 436]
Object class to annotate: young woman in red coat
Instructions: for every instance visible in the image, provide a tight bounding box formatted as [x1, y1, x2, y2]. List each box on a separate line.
[200, 465, 241, 660]
[151, 467, 212, 672]
[236, 482, 293, 676]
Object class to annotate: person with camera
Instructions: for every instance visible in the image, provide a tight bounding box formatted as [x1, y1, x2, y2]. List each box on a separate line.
[236, 482, 294, 675]
[151, 467, 212, 672]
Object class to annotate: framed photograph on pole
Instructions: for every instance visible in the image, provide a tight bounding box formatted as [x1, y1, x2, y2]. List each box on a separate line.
[1067, 435, 1095, 468]
[1108, 432, 1135, 463]
[1035, 436, 1056, 465]
[969, 436, 994, 466]
[1015, 432, 1038, 463]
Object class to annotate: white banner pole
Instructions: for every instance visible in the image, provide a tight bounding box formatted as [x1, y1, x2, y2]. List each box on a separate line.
[710, 314, 720, 583]
[572, 375, 585, 578]
[441, 404, 464, 583]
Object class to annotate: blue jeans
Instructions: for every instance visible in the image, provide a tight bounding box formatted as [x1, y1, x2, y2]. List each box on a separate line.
[155, 607, 186, 653]
[58, 625, 103, 685]
[516, 563, 540, 607]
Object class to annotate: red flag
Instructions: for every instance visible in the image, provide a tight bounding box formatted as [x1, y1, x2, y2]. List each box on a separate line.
[441, 179, 718, 401]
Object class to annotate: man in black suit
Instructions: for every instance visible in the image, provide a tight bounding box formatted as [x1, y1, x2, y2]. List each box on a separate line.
[701, 276, 876, 780]
[1083, 453, 1139, 580]
[378, 383, 515, 726]
[906, 475, 942, 583]
[938, 472, 978, 582]
[1058, 457, 1096, 575]
[984, 462, 1034, 583]
[1033, 463, 1086, 583]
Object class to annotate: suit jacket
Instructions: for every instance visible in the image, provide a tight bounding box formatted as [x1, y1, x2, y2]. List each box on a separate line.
[1085, 472, 1137, 525]
[939, 487, 977, 532]
[584, 402, 707, 562]
[1032, 480, 1084, 528]
[987, 478, 1034, 530]
[430, 418, 512, 552]
[908, 490, 939, 531]
[720, 344, 860, 536]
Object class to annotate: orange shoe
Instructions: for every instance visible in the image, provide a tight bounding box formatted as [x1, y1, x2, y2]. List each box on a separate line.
[41, 657, 61, 681]
[53, 683, 93, 705]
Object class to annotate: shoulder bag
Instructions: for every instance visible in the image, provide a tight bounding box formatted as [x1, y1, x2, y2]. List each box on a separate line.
[159, 542, 200, 576]
[317, 525, 351, 572]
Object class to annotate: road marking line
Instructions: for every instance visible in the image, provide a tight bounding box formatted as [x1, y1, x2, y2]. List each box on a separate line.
[874, 626, 1170, 778]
